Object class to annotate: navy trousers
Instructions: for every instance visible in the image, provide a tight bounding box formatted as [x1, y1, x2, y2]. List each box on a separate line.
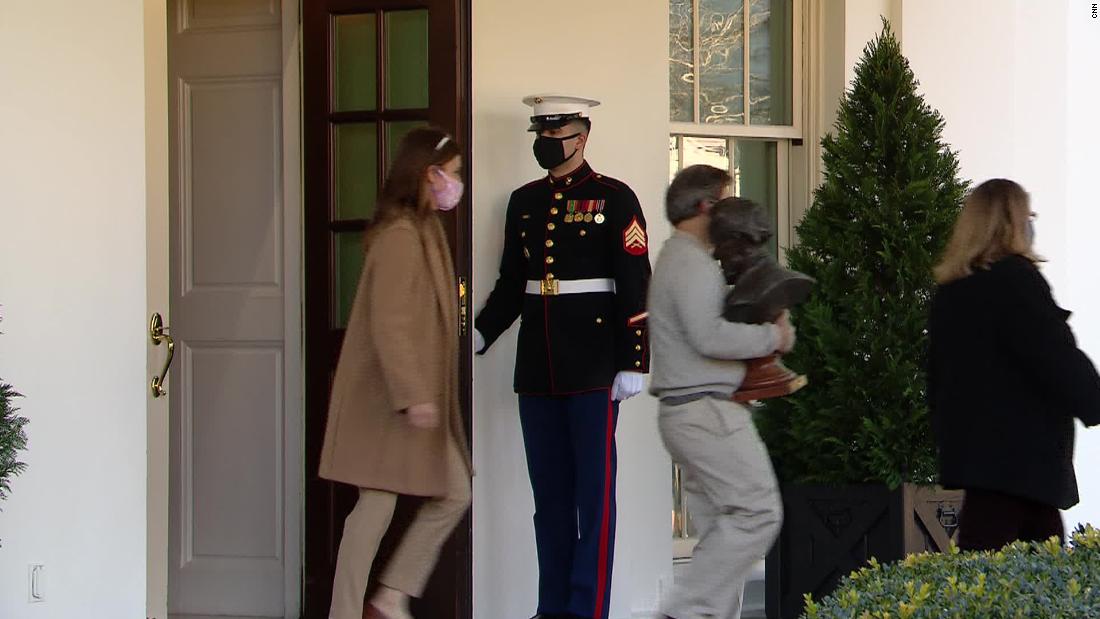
[518, 390, 619, 619]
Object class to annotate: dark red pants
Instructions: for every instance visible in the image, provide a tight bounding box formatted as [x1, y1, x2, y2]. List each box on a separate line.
[957, 488, 1064, 551]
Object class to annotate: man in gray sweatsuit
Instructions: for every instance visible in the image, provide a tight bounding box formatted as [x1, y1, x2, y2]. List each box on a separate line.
[648, 165, 794, 619]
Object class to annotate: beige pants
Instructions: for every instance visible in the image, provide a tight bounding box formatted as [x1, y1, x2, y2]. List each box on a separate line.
[329, 439, 471, 619]
[658, 397, 783, 619]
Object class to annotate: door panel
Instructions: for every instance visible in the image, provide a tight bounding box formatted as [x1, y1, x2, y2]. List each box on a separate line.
[146, 2, 170, 616]
[303, 1, 472, 617]
[168, 1, 289, 616]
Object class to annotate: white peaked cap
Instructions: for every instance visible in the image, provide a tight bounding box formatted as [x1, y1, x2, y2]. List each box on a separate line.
[522, 94, 602, 118]
[523, 94, 601, 130]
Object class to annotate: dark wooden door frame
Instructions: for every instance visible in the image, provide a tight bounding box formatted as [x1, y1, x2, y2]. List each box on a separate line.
[302, 1, 473, 617]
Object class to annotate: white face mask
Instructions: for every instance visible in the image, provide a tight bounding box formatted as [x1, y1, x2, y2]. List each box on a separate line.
[431, 168, 464, 212]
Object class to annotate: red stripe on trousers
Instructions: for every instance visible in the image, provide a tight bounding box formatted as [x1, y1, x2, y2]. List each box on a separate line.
[593, 389, 614, 619]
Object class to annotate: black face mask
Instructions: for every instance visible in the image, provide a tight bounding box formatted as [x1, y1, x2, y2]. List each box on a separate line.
[533, 133, 581, 170]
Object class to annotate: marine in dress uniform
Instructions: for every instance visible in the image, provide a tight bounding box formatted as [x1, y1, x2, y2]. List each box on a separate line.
[473, 95, 651, 619]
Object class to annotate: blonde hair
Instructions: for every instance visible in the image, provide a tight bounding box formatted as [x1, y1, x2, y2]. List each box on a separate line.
[933, 178, 1041, 284]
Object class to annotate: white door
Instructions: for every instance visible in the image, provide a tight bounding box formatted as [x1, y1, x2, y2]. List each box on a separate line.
[167, 1, 301, 616]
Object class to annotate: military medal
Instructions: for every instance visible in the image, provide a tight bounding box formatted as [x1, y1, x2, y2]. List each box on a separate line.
[575, 199, 588, 223]
[584, 213, 593, 223]
[592, 200, 606, 224]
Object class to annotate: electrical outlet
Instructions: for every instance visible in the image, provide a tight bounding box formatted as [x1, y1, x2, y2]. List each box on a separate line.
[28, 564, 45, 603]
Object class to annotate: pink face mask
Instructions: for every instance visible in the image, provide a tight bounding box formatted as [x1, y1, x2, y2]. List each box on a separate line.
[431, 168, 464, 212]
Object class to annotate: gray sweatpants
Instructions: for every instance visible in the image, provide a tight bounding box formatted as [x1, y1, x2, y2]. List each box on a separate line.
[658, 397, 783, 619]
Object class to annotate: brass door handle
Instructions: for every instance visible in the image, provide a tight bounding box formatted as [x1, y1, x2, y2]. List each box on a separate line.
[458, 277, 468, 336]
[150, 313, 175, 398]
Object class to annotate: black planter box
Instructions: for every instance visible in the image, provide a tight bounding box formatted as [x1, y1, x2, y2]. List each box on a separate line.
[765, 483, 964, 619]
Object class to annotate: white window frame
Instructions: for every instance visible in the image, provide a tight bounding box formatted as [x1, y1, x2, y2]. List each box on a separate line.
[670, 1, 810, 562]
[670, 0, 805, 260]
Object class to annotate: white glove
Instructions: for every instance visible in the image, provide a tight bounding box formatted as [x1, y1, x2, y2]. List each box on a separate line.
[611, 371, 645, 401]
[473, 329, 486, 354]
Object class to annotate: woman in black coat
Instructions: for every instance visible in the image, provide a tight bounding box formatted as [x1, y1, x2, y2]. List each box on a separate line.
[928, 178, 1100, 551]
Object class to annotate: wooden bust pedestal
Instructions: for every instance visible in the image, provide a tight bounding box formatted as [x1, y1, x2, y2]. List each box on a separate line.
[733, 354, 809, 403]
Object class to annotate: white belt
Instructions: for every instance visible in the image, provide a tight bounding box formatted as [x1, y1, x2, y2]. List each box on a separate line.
[525, 278, 616, 296]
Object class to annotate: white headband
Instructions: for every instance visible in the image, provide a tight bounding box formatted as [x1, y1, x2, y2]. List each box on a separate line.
[435, 136, 451, 151]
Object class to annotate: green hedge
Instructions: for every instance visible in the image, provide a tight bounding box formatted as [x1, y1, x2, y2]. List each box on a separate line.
[802, 525, 1100, 619]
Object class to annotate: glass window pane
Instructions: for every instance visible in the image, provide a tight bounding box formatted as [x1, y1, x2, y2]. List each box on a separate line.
[749, 0, 794, 125]
[699, 0, 745, 124]
[385, 10, 429, 110]
[386, 120, 429, 170]
[334, 232, 365, 327]
[334, 14, 377, 112]
[669, 0, 695, 122]
[732, 139, 779, 255]
[682, 136, 730, 172]
[334, 123, 379, 220]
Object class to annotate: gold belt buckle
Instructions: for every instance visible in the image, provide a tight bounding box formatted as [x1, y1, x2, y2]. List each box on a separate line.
[540, 277, 559, 296]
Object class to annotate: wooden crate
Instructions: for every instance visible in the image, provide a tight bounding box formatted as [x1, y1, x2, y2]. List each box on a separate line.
[765, 483, 964, 619]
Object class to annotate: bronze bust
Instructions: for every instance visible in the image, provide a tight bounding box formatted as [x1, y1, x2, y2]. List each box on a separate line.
[709, 197, 814, 401]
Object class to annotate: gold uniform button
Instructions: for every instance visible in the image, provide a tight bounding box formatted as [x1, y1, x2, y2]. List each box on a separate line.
[634, 361, 642, 368]
[545, 256, 554, 264]
[635, 345, 642, 351]
[546, 272, 555, 279]
[547, 223, 556, 231]
[550, 207, 559, 215]
[579, 230, 587, 237]
[636, 330, 643, 336]
[596, 318, 603, 324]
[554, 192, 564, 200]
[521, 231, 526, 238]
[545, 240, 554, 248]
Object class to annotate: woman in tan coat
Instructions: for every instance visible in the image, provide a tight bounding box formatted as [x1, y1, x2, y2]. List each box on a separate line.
[319, 127, 471, 619]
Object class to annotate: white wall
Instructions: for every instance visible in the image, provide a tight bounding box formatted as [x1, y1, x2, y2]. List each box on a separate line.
[818, 0, 903, 180]
[900, 1, 1069, 287]
[0, 1, 149, 617]
[470, 1, 672, 617]
[842, 0, 902, 88]
[1064, 2, 1100, 532]
[899, 0, 1099, 529]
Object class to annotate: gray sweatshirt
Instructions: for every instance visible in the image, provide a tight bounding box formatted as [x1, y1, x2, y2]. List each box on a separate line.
[647, 231, 780, 399]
